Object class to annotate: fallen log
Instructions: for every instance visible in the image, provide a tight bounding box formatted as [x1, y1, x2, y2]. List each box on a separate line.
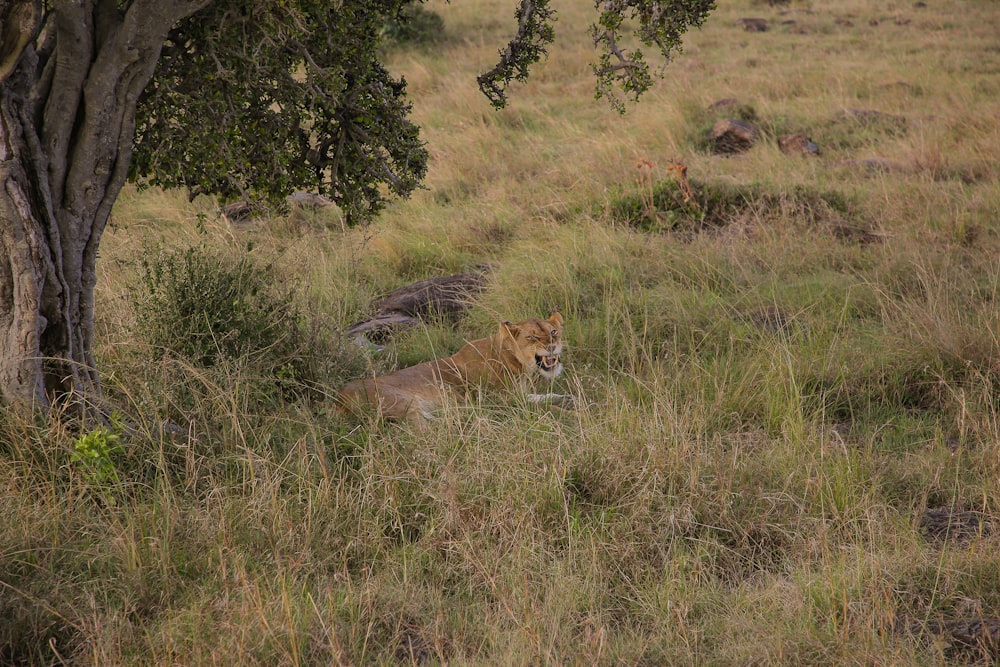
[347, 272, 488, 345]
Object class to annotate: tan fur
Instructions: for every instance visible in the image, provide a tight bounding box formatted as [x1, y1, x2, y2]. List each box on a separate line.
[337, 312, 569, 426]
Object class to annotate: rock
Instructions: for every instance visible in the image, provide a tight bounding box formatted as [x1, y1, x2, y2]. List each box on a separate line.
[347, 272, 489, 345]
[738, 17, 769, 32]
[777, 133, 820, 156]
[286, 191, 335, 209]
[221, 200, 253, 225]
[710, 118, 759, 154]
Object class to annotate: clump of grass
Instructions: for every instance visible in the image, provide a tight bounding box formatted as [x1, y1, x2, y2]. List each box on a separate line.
[605, 176, 856, 233]
[814, 108, 910, 151]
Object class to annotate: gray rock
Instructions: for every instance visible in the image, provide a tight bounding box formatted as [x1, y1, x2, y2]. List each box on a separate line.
[286, 191, 335, 209]
[738, 17, 769, 32]
[778, 133, 820, 156]
[710, 118, 759, 154]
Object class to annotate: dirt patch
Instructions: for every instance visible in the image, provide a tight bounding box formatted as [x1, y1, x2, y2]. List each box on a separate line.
[919, 506, 993, 543]
[906, 617, 1000, 662]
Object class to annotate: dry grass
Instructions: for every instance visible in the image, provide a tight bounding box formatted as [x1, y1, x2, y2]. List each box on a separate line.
[3, 0, 999, 664]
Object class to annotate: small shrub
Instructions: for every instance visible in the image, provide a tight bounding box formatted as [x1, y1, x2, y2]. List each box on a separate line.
[606, 178, 855, 233]
[383, 5, 446, 46]
[132, 243, 310, 394]
[70, 416, 126, 505]
[70, 421, 124, 485]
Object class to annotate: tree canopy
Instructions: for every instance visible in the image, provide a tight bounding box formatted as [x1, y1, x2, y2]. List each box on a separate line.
[132, 0, 715, 222]
[131, 0, 427, 224]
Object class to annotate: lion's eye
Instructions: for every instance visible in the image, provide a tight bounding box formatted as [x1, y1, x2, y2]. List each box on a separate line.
[550, 330, 558, 337]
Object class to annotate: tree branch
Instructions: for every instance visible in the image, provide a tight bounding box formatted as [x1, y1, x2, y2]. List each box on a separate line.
[477, 0, 555, 109]
[42, 2, 93, 208]
[0, 0, 40, 83]
[590, 0, 714, 112]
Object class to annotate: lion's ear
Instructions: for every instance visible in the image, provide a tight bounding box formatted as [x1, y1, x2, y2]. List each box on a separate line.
[547, 312, 564, 328]
[499, 320, 519, 339]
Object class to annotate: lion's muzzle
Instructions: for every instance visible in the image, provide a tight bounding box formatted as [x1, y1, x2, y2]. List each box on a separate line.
[535, 353, 562, 378]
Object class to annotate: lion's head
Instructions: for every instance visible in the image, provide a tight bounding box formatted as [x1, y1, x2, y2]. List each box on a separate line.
[499, 312, 564, 380]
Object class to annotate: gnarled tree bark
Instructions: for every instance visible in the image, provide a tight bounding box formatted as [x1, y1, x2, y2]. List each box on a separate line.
[0, 0, 210, 415]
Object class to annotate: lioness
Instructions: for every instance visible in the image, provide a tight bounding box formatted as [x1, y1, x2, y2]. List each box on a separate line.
[337, 312, 572, 426]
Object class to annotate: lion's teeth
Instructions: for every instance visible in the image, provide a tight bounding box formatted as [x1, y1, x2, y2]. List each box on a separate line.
[537, 354, 560, 370]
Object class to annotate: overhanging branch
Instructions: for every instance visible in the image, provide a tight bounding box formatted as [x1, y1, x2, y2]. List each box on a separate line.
[477, 0, 555, 109]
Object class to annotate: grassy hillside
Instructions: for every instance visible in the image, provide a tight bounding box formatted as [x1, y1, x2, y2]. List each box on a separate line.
[3, 0, 999, 664]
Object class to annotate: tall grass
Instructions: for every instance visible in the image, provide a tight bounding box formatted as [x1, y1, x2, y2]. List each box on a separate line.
[3, 0, 999, 663]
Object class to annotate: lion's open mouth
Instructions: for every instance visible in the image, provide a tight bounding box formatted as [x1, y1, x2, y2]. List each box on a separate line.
[535, 354, 560, 371]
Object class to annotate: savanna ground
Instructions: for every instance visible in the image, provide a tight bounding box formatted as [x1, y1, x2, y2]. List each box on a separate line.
[3, 0, 1000, 664]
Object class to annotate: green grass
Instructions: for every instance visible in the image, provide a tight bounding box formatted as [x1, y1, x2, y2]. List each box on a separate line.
[3, 0, 1000, 663]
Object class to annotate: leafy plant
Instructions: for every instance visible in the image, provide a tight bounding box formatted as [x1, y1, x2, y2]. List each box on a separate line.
[132, 243, 313, 396]
[383, 4, 447, 45]
[70, 419, 124, 486]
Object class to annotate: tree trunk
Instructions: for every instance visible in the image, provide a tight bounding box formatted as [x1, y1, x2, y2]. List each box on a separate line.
[0, 87, 101, 413]
[0, 103, 56, 410]
[0, 0, 211, 416]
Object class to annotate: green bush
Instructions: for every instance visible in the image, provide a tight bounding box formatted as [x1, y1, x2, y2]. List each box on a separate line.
[382, 4, 446, 46]
[606, 179, 855, 233]
[132, 243, 310, 391]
